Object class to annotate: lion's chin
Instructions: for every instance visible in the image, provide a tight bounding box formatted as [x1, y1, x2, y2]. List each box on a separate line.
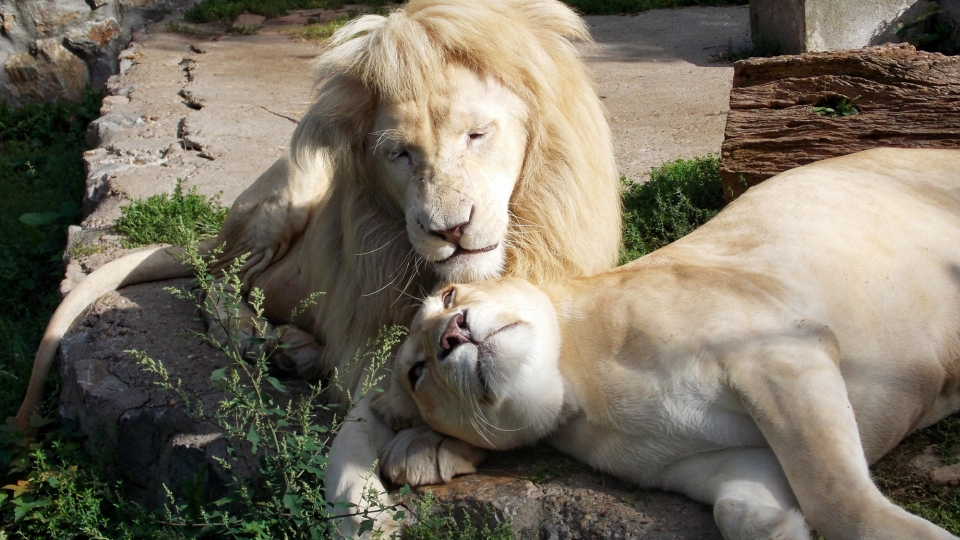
[431, 245, 506, 283]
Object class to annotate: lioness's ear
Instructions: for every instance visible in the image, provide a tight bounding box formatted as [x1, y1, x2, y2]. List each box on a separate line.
[370, 377, 422, 432]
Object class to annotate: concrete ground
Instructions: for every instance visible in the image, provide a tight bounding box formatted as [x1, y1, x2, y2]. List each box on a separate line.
[60, 5, 750, 538]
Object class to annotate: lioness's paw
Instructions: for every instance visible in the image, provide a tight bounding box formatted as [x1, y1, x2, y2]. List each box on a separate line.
[379, 425, 486, 487]
[769, 509, 809, 540]
[715, 500, 810, 540]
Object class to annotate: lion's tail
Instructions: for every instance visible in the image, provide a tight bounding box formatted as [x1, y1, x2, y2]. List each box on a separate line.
[10, 240, 215, 432]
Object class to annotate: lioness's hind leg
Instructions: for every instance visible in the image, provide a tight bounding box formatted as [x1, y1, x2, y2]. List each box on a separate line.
[661, 448, 807, 540]
[727, 331, 957, 540]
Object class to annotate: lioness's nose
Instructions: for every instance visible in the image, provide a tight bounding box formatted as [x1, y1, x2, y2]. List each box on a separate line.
[430, 220, 468, 246]
[439, 312, 471, 355]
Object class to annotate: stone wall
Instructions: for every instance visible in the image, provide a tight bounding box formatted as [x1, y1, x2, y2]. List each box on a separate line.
[0, 0, 192, 107]
[750, 0, 960, 54]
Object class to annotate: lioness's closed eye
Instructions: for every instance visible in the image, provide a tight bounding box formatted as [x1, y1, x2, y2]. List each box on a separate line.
[374, 149, 960, 540]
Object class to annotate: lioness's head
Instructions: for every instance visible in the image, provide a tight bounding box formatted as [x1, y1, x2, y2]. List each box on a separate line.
[367, 65, 528, 282]
[372, 279, 565, 449]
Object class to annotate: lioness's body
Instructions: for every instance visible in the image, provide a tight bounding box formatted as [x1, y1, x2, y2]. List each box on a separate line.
[553, 148, 960, 474]
[376, 149, 960, 539]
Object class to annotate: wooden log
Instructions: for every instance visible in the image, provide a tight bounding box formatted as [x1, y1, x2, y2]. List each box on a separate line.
[720, 43, 960, 201]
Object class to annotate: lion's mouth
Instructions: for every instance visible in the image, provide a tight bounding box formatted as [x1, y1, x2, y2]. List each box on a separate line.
[437, 243, 499, 264]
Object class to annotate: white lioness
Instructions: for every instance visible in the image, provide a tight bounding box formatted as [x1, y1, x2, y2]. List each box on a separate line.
[369, 148, 960, 540]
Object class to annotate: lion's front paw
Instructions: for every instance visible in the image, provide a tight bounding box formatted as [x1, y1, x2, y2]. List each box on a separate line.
[379, 425, 487, 487]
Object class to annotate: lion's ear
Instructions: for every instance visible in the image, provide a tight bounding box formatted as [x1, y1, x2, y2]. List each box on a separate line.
[290, 75, 375, 170]
[370, 378, 422, 432]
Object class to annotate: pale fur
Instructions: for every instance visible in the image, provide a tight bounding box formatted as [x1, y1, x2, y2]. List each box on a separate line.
[12, 0, 620, 431]
[370, 149, 960, 540]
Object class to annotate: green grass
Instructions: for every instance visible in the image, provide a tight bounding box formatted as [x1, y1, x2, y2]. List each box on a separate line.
[185, 0, 395, 23]
[113, 179, 228, 247]
[293, 16, 352, 41]
[0, 90, 101, 418]
[564, 0, 746, 15]
[619, 155, 727, 263]
[872, 415, 960, 535]
[0, 91, 167, 539]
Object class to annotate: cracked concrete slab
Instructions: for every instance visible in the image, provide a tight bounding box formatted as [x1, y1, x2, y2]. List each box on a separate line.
[58, 5, 748, 536]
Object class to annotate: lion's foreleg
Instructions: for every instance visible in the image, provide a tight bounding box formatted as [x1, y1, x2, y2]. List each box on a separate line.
[326, 396, 402, 539]
[660, 447, 807, 540]
[726, 327, 956, 540]
[201, 281, 322, 371]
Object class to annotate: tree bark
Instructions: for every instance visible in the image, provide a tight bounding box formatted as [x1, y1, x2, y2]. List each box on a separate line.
[720, 44, 960, 201]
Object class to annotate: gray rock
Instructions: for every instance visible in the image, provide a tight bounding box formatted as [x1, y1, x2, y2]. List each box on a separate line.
[65, 17, 121, 58]
[85, 111, 142, 146]
[415, 457, 723, 539]
[0, 0, 193, 106]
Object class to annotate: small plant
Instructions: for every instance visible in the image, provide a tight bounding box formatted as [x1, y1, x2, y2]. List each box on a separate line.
[68, 243, 103, 258]
[114, 179, 229, 247]
[293, 16, 351, 41]
[812, 95, 860, 118]
[620, 155, 727, 263]
[292, 6, 389, 42]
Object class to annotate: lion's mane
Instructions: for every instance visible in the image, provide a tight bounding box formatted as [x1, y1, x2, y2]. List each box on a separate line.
[288, 0, 622, 395]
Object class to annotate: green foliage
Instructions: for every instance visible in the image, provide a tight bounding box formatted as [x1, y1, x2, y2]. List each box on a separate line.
[293, 16, 352, 41]
[114, 179, 229, 247]
[0, 427, 168, 539]
[619, 155, 727, 263]
[130, 240, 405, 538]
[873, 414, 960, 535]
[813, 95, 860, 118]
[404, 492, 514, 540]
[0, 90, 101, 417]
[182, 0, 744, 23]
[562, 0, 746, 15]
[185, 0, 394, 24]
[893, 2, 959, 56]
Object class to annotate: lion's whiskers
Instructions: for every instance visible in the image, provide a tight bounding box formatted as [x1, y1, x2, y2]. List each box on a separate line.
[355, 229, 406, 256]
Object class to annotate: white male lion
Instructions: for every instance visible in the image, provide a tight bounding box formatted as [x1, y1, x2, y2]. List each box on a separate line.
[371, 148, 960, 540]
[12, 0, 620, 504]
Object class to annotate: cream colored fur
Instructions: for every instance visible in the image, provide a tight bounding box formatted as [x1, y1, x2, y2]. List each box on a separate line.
[371, 149, 960, 540]
[12, 1, 620, 536]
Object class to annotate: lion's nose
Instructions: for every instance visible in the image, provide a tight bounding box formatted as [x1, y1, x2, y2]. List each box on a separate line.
[439, 312, 471, 356]
[430, 220, 468, 246]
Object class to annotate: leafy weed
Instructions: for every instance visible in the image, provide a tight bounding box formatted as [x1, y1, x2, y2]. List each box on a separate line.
[620, 155, 727, 263]
[113, 179, 229, 247]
